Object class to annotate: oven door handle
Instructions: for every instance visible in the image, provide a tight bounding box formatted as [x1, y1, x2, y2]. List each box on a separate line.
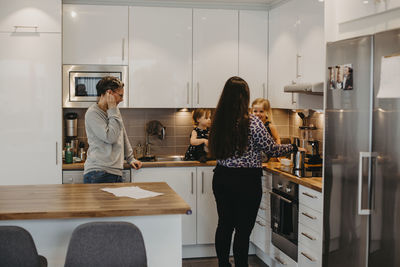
[269, 191, 292, 204]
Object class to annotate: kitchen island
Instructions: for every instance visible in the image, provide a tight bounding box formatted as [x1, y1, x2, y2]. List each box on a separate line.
[0, 182, 191, 267]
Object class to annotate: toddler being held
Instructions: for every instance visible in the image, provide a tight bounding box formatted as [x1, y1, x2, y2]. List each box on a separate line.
[184, 109, 211, 162]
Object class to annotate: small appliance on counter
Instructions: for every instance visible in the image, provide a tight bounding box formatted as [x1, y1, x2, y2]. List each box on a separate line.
[65, 112, 78, 141]
[305, 140, 322, 164]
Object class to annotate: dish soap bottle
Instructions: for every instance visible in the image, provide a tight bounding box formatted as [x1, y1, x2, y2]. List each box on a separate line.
[65, 143, 73, 164]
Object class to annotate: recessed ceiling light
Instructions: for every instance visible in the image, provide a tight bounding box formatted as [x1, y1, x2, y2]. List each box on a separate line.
[363, 0, 369, 4]
[71, 11, 77, 18]
[318, 0, 324, 2]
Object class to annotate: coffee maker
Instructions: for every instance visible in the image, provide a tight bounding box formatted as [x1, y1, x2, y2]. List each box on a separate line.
[306, 140, 322, 164]
[65, 112, 79, 157]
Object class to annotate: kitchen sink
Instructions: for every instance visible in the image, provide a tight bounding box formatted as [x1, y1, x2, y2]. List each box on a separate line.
[155, 155, 185, 162]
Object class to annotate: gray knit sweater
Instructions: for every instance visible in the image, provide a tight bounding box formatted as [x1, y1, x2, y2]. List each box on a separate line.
[83, 104, 136, 176]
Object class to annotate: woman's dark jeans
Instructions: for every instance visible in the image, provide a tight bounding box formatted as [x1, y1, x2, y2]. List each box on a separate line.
[84, 170, 123, 183]
[212, 165, 263, 267]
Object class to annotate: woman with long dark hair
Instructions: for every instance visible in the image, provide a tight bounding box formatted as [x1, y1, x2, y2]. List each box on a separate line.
[209, 77, 298, 267]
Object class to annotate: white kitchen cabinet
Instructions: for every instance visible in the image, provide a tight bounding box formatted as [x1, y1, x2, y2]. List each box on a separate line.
[63, 5, 128, 65]
[131, 167, 197, 245]
[62, 170, 131, 184]
[129, 7, 192, 108]
[239, 10, 268, 103]
[196, 167, 218, 244]
[0, 32, 61, 185]
[268, 0, 298, 109]
[131, 166, 217, 246]
[268, 0, 324, 109]
[251, 172, 272, 254]
[298, 185, 323, 267]
[0, 0, 61, 33]
[193, 9, 239, 108]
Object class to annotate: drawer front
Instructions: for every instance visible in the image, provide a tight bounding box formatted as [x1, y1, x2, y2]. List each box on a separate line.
[299, 186, 323, 212]
[252, 216, 271, 254]
[270, 245, 298, 267]
[62, 170, 83, 184]
[263, 171, 273, 190]
[298, 244, 322, 267]
[298, 223, 322, 255]
[299, 204, 322, 235]
[257, 201, 270, 222]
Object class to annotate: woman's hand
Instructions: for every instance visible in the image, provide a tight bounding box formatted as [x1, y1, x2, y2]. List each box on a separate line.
[106, 91, 117, 109]
[131, 160, 142, 170]
[204, 139, 209, 146]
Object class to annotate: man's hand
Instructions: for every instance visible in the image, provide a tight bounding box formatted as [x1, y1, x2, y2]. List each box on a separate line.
[131, 160, 142, 170]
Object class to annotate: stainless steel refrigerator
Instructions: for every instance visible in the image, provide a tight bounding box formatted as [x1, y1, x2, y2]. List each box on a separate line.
[324, 28, 400, 267]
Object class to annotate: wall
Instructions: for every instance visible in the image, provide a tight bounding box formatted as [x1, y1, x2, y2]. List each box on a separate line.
[325, 0, 400, 42]
[63, 108, 194, 156]
[63, 107, 324, 157]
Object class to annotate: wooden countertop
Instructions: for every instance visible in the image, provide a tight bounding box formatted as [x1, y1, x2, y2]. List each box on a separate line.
[63, 160, 217, 170]
[0, 182, 191, 221]
[262, 162, 323, 192]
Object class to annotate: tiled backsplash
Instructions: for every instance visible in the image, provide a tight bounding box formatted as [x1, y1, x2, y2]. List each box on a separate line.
[63, 108, 324, 156]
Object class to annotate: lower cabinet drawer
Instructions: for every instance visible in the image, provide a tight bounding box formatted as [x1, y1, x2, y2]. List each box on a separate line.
[298, 245, 322, 267]
[251, 216, 271, 254]
[270, 245, 298, 267]
[63, 170, 131, 184]
[299, 204, 322, 235]
[298, 223, 322, 255]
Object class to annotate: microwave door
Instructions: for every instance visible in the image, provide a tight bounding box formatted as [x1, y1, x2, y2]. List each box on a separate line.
[69, 72, 122, 102]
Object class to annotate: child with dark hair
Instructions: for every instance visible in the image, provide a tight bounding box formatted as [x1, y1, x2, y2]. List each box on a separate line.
[184, 109, 211, 162]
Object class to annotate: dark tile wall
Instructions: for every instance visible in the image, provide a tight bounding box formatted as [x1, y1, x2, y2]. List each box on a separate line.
[63, 107, 324, 156]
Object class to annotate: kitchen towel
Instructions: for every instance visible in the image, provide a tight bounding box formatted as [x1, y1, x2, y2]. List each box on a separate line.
[101, 186, 163, 199]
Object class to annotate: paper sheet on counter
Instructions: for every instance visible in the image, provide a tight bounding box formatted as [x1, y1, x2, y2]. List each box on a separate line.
[377, 54, 400, 99]
[101, 186, 164, 199]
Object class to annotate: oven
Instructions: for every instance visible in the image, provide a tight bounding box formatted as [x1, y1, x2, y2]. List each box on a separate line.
[63, 65, 128, 108]
[270, 175, 299, 261]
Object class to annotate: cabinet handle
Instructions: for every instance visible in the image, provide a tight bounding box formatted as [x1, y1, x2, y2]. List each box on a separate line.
[302, 192, 317, 199]
[301, 232, 316, 241]
[197, 82, 200, 105]
[56, 142, 58, 165]
[191, 172, 194, 194]
[256, 220, 266, 227]
[201, 171, 204, 194]
[14, 25, 38, 32]
[274, 256, 286, 265]
[301, 252, 316, 262]
[296, 54, 302, 78]
[122, 38, 125, 61]
[187, 82, 190, 104]
[259, 206, 266, 210]
[301, 212, 317, 220]
[291, 92, 296, 105]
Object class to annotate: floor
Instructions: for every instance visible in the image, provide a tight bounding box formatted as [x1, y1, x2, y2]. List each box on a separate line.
[182, 255, 269, 267]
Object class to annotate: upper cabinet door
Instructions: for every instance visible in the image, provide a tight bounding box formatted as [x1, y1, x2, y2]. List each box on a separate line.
[268, 1, 298, 109]
[0, 0, 61, 33]
[239, 10, 268, 104]
[129, 7, 192, 108]
[297, 0, 324, 84]
[63, 5, 128, 65]
[0, 33, 61, 185]
[193, 9, 238, 108]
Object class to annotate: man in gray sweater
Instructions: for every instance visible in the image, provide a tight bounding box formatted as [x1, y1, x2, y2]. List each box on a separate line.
[83, 76, 142, 183]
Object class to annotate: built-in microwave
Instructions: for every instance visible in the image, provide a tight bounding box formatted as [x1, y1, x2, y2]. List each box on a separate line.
[62, 65, 128, 108]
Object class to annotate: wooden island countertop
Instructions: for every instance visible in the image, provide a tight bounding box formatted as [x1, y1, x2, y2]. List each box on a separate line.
[0, 182, 191, 221]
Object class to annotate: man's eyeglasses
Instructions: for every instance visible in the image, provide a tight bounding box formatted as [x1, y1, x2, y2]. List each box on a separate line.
[113, 92, 124, 98]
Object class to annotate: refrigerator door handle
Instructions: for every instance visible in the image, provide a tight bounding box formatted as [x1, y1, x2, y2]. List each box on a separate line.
[358, 151, 377, 215]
